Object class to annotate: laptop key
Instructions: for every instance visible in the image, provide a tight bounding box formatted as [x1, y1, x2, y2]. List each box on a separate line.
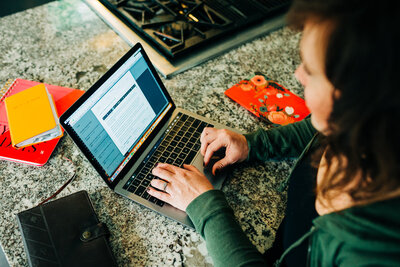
[170, 152, 178, 159]
[156, 200, 165, 207]
[184, 150, 197, 165]
[142, 191, 151, 200]
[142, 179, 150, 187]
[184, 121, 193, 128]
[128, 185, 137, 193]
[159, 156, 167, 163]
[166, 158, 174, 164]
[197, 122, 208, 133]
[186, 142, 194, 149]
[181, 137, 188, 143]
[175, 158, 183, 165]
[179, 114, 189, 121]
[193, 144, 201, 151]
[135, 186, 146, 196]
[132, 179, 141, 187]
[178, 142, 185, 148]
[183, 147, 190, 154]
[178, 153, 187, 159]
[149, 196, 158, 204]
[189, 137, 197, 143]
[170, 140, 178, 146]
[123, 178, 133, 189]
[192, 119, 200, 128]
[166, 146, 174, 152]
[172, 161, 180, 167]
[161, 140, 169, 147]
[173, 147, 181, 153]
[162, 151, 170, 157]
[137, 173, 146, 180]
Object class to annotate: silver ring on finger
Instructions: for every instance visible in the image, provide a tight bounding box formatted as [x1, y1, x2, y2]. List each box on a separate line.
[163, 181, 169, 192]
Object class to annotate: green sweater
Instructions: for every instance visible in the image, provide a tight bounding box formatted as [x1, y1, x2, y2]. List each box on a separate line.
[186, 119, 400, 266]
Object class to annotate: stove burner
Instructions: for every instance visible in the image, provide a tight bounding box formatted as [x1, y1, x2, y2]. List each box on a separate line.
[103, 0, 291, 58]
[152, 21, 193, 47]
[161, 21, 192, 38]
[116, 0, 159, 21]
[110, 0, 232, 54]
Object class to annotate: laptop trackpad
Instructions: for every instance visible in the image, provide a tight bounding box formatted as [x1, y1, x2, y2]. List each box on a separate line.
[193, 148, 227, 190]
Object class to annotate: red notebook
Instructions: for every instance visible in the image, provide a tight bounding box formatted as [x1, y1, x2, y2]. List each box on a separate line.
[225, 74, 310, 125]
[0, 79, 85, 166]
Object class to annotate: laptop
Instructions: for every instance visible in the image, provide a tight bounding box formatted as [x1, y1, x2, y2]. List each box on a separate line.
[60, 43, 237, 228]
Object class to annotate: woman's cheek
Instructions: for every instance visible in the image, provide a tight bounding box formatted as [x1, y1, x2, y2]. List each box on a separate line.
[304, 84, 314, 112]
[295, 65, 308, 87]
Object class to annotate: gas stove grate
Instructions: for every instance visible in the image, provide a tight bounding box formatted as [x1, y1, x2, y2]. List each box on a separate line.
[99, 0, 291, 59]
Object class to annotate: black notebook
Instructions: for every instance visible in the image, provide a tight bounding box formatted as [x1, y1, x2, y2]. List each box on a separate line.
[16, 191, 117, 267]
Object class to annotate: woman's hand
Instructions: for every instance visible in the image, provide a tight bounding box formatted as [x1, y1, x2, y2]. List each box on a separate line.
[147, 163, 214, 211]
[200, 127, 249, 175]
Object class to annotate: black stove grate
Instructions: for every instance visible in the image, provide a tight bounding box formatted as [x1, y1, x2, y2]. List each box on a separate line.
[99, 0, 291, 59]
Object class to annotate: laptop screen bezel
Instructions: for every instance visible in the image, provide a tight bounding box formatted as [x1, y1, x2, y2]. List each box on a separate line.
[59, 43, 176, 189]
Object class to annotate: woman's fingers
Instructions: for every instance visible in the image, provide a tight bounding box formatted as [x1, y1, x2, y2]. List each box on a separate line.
[147, 163, 214, 211]
[203, 141, 225, 167]
[147, 185, 171, 202]
[200, 127, 217, 155]
[183, 164, 200, 173]
[211, 157, 230, 176]
[150, 178, 169, 192]
[151, 163, 176, 181]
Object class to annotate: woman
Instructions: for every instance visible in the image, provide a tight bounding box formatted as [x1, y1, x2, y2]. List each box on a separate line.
[147, 0, 400, 266]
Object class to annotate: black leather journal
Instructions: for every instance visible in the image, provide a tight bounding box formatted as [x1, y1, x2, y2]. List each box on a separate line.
[16, 190, 117, 267]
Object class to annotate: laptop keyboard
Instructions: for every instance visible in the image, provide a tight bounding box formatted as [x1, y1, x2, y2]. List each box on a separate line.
[122, 112, 214, 207]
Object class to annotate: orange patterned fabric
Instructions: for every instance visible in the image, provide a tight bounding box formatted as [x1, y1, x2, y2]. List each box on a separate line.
[225, 74, 310, 125]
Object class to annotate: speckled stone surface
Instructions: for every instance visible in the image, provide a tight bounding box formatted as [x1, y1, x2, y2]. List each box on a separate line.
[0, 0, 303, 266]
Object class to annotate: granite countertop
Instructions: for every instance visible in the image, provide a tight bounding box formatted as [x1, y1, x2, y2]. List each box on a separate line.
[0, 0, 303, 266]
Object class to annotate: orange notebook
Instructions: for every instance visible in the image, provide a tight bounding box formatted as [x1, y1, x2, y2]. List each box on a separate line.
[0, 79, 85, 166]
[224, 74, 310, 125]
[5, 84, 63, 148]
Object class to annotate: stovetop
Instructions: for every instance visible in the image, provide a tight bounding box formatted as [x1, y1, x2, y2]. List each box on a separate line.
[99, 0, 290, 59]
[85, 0, 290, 78]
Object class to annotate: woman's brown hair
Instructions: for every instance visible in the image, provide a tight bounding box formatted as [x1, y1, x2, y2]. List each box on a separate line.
[287, 0, 400, 204]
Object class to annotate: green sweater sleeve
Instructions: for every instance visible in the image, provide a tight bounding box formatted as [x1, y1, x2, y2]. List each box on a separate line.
[244, 118, 316, 161]
[186, 190, 267, 267]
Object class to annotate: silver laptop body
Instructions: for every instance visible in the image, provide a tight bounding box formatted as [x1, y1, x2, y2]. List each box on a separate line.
[60, 43, 236, 228]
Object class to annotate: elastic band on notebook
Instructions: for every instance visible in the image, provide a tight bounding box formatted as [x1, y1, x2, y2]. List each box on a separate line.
[37, 156, 77, 206]
[0, 79, 17, 101]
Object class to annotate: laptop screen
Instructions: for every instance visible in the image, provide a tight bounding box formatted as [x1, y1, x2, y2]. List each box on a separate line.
[62, 47, 173, 183]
